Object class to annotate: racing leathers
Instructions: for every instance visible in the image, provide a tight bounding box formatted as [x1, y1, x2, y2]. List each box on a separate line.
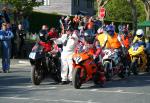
[55, 32, 79, 82]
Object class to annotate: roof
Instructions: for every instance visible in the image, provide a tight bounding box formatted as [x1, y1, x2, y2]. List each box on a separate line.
[138, 20, 150, 27]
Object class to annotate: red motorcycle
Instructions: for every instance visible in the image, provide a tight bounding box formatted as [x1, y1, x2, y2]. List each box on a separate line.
[72, 48, 106, 89]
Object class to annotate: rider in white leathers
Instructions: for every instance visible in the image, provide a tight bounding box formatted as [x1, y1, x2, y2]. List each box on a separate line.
[55, 29, 79, 84]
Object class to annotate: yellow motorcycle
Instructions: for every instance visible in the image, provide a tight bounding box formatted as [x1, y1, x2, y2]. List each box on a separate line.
[128, 42, 147, 75]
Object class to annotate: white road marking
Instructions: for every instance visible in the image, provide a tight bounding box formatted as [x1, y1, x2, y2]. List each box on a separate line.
[0, 97, 98, 103]
[144, 80, 150, 82]
[64, 88, 150, 96]
[0, 85, 32, 89]
[18, 61, 30, 64]
[0, 85, 57, 90]
[90, 89, 98, 91]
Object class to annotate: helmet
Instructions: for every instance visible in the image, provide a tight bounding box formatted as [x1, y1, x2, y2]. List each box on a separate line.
[84, 30, 93, 36]
[106, 25, 114, 32]
[106, 25, 115, 36]
[84, 30, 95, 44]
[136, 29, 144, 38]
[39, 30, 47, 42]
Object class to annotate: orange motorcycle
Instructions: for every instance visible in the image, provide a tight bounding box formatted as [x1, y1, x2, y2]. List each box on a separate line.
[72, 49, 106, 89]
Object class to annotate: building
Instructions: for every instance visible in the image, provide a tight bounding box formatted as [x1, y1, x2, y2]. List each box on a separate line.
[34, 0, 95, 16]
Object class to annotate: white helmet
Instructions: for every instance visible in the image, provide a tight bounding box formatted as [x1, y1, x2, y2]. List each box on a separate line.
[136, 29, 144, 36]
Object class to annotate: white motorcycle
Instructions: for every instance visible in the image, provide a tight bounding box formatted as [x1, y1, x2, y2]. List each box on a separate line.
[102, 49, 127, 81]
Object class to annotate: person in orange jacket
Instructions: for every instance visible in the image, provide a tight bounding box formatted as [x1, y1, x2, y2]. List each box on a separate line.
[120, 29, 131, 49]
[97, 25, 124, 49]
[97, 25, 129, 70]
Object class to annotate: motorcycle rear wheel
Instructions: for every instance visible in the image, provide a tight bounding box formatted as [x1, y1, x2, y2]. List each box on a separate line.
[72, 68, 82, 89]
[31, 65, 43, 85]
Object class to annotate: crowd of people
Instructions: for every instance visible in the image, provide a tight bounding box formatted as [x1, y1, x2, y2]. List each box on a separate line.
[0, 7, 29, 73]
[35, 15, 150, 85]
[0, 9, 150, 87]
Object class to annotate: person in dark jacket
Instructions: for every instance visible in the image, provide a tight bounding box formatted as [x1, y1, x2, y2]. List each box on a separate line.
[17, 23, 26, 57]
[0, 23, 14, 73]
[0, 13, 4, 29]
[2, 7, 10, 23]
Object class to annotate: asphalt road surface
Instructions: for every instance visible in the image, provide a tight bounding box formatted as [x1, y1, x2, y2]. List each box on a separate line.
[0, 59, 150, 103]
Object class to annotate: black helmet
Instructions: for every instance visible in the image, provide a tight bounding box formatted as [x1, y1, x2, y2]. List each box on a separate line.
[39, 30, 47, 42]
[84, 30, 95, 44]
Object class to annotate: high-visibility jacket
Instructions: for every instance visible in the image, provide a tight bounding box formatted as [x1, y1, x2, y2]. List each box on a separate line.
[97, 32, 121, 49]
[97, 33, 108, 47]
[132, 36, 145, 44]
[121, 35, 130, 48]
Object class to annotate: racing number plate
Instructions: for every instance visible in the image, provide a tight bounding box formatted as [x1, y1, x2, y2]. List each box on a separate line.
[29, 52, 36, 59]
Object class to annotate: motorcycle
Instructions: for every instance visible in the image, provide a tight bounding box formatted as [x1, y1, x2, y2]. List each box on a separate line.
[128, 42, 147, 75]
[72, 49, 105, 89]
[29, 43, 61, 85]
[102, 49, 127, 81]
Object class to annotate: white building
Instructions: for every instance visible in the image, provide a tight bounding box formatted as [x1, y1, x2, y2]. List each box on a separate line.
[34, 0, 95, 15]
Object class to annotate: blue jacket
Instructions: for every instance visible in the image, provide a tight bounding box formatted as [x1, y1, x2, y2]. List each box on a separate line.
[0, 29, 14, 41]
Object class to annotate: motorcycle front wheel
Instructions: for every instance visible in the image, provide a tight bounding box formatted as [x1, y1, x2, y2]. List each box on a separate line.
[104, 61, 112, 81]
[31, 65, 43, 85]
[130, 58, 139, 75]
[72, 68, 82, 89]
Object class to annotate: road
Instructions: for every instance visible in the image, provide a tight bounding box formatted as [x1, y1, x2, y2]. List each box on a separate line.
[0, 59, 150, 103]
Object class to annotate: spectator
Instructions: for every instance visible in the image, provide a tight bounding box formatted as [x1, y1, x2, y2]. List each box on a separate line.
[0, 23, 14, 73]
[64, 16, 72, 33]
[2, 7, 10, 23]
[85, 17, 95, 34]
[22, 16, 30, 34]
[0, 13, 4, 29]
[11, 22, 17, 58]
[39, 25, 48, 41]
[48, 27, 58, 38]
[118, 24, 123, 34]
[17, 23, 26, 57]
[73, 15, 80, 30]
[59, 16, 65, 34]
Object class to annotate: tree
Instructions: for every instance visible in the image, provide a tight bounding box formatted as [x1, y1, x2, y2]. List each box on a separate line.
[141, 0, 150, 32]
[127, 0, 137, 34]
[0, 0, 42, 23]
[105, 0, 132, 21]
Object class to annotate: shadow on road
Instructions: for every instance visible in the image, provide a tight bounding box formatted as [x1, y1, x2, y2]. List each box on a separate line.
[80, 72, 150, 89]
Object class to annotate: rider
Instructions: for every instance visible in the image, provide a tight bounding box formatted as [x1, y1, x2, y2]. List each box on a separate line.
[97, 25, 127, 70]
[75, 30, 106, 83]
[132, 29, 147, 71]
[38, 30, 52, 52]
[97, 25, 124, 49]
[132, 29, 146, 45]
[55, 28, 79, 84]
[120, 27, 131, 49]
